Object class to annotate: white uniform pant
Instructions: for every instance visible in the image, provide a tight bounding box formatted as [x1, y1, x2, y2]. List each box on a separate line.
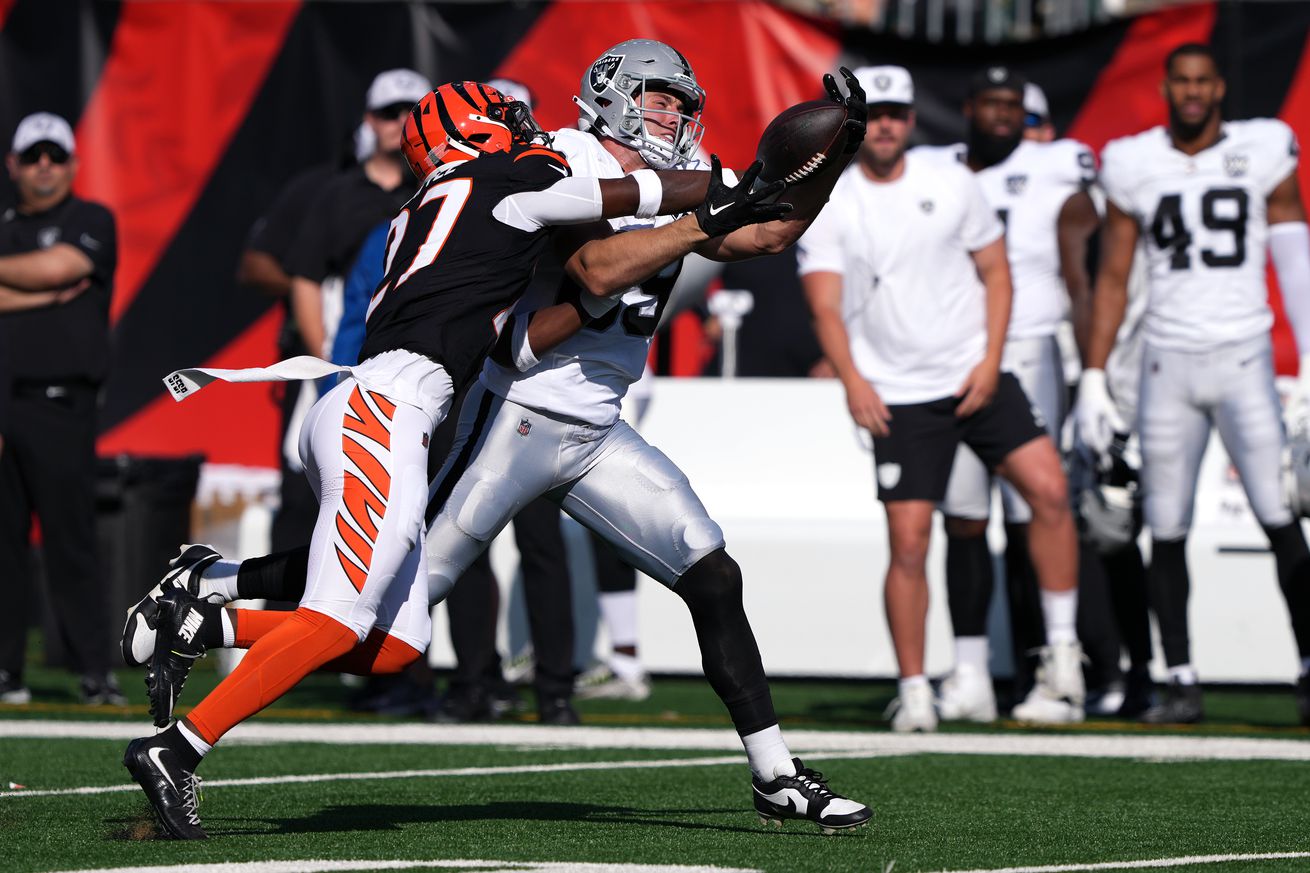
[940, 334, 1066, 523]
[1138, 334, 1291, 541]
[297, 376, 445, 651]
[425, 381, 725, 601]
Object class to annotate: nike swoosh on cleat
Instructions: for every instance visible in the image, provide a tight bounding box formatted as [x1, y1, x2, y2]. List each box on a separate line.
[147, 746, 177, 793]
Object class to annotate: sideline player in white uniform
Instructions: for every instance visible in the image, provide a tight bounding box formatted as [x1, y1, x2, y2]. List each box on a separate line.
[1077, 43, 1310, 725]
[917, 67, 1099, 724]
[126, 45, 874, 834]
[799, 66, 1084, 733]
[119, 81, 791, 839]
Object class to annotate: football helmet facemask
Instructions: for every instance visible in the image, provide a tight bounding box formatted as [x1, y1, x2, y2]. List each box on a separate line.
[403, 82, 547, 180]
[1078, 433, 1142, 556]
[575, 39, 706, 170]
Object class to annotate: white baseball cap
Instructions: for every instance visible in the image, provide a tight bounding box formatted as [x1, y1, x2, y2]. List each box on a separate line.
[853, 65, 914, 107]
[365, 69, 432, 112]
[486, 78, 534, 111]
[1024, 83, 1050, 121]
[11, 112, 75, 154]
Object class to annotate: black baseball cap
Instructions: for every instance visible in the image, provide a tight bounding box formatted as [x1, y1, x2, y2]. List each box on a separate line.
[968, 66, 1028, 97]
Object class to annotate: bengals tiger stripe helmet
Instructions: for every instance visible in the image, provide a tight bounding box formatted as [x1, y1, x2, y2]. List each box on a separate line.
[402, 81, 546, 180]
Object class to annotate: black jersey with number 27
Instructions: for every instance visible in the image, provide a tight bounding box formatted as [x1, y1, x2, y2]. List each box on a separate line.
[359, 143, 571, 389]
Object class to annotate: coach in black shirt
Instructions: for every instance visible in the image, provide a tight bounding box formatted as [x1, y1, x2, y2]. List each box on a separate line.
[0, 113, 122, 705]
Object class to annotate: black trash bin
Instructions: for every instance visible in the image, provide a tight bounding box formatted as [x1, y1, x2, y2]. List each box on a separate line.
[41, 454, 204, 668]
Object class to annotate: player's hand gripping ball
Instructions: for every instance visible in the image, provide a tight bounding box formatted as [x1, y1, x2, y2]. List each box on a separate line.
[754, 67, 865, 186]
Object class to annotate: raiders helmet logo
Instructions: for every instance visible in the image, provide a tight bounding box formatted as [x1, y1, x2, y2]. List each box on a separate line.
[517, 417, 532, 437]
[1005, 174, 1028, 195]
[37, 226, 60, 248]
[1223, 153, 1249, 177]
[877, 463, 902, 490]
[589, 54, 624, 92]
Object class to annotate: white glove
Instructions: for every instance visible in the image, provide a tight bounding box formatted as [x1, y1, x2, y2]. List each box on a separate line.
[1076, 368, 1127, 457]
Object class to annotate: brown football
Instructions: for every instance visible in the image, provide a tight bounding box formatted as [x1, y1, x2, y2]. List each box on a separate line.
[754, 100, 849, 186]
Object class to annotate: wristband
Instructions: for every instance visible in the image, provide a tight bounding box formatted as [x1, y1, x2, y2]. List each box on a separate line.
[631, 169, 663, 219]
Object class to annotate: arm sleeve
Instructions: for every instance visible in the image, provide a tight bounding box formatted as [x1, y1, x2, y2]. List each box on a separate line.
[1271, 221, 1310, 355]
[493, 176, 606, 232]
[66, 203, 117, 283]
[795, 191, 847, 276]
[958, 169, 1005, 251]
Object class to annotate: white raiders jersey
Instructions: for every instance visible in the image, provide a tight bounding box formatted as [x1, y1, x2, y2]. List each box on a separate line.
[1100, 119, 1300, 352]
[479, 127, 702, 426]
[916, 139, 1095, 339]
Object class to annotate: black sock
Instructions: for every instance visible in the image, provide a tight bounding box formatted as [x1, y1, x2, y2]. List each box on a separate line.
[236, 546, 311, 601]
[946, 532, 993, 637]
[1075, 539, 1123, 688]
[1148, 537, 1191, 667]
[162, 723, 203, 771]
[675, 549, 777, 736]
[1004, 523, 1044, 696]
[197, 603, 226, 649]
[1104, 541, 1152, 670]
[1264, 522, 1310, 659]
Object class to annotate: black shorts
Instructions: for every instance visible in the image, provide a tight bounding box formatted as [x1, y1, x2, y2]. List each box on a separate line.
[871, 372, 1046, 503]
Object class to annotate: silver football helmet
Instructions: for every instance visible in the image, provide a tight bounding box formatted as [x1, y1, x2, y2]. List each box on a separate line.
[575, 39, 706, 170]
[1077, 433, 1142, 556]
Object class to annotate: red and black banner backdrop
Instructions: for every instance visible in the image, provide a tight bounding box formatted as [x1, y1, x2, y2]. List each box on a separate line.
[1, 0, 1308, 469]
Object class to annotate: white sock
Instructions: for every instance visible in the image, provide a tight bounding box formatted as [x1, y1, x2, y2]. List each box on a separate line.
[219, 609, 235, 648]
[599, 590, 639, 649]
[198, 559, 242, 602]
[1040, 588, 1078, 645]
[899, 674, 930, 696]
[741, 725, 794, 781]
[1168, 664, 1199, 685]
[608, 651, 644, 682]
[954, 636, 989, 674]
[176, 721, 212, 758]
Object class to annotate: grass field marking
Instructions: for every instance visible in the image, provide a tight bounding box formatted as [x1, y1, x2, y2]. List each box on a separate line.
[939, 851, 1310, 872]
[0, 750, 888, 800]
[41, 860, 763, 873]
[4, 720, 1310, 761]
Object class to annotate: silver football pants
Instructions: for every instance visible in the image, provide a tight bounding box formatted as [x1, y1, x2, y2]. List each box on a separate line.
[425, 382, 725, 602]
[1138, 334, 1291, 540]
[940, 334, 1066, 523]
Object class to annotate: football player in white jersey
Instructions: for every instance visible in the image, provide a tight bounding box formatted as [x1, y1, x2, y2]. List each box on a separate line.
[1078, 43, 1310, 725]
[799, 66, 1084, 733]
[127, 43, 874, 834]
[916, 67, 1099, 725]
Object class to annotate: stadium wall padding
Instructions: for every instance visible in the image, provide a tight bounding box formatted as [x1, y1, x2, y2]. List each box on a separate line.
[0, 0, 1307, 468]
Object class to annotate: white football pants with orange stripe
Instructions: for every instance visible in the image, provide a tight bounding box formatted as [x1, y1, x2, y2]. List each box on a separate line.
[295, 358, 449, 652]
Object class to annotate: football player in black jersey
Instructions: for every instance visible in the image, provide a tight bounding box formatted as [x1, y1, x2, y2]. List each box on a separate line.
[122, 81, 790, 839]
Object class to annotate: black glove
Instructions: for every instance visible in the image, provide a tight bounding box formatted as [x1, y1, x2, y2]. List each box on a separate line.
[695, 155, 792, 238]
[824, 66, 867, 155]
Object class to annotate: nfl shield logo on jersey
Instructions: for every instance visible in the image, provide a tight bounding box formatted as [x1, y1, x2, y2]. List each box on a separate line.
[1224, 153, 1249, 177]
[517, 417, 532, 437]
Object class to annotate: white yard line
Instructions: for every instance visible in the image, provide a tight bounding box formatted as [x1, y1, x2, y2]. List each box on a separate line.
[937, 851, 1310, 872]
[40, 861, 763, 873]
[2, 719, 1308, 761]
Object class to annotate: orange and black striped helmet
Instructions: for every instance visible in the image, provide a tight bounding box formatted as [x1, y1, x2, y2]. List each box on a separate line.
[402, 81, 546, 180]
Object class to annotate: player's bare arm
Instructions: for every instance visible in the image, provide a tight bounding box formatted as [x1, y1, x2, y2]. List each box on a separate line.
[697, 68, 867, 262]
[1084, 200, 1138, 370]
[0, 242, 92, 291]
[289, 275, 326, 358]
[0, 278, 87, 312]
[237, 249, 294, 298]
[802, 270, 891, 436]
[1057, 189, 1101, 357]
[956, 235, 1012, 417]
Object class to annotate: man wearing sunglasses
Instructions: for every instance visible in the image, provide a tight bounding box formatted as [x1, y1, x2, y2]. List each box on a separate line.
[0, 112, 121, 706]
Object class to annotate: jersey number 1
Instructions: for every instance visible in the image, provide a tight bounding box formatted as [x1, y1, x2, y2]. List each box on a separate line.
[1149, 188, 1248, 270]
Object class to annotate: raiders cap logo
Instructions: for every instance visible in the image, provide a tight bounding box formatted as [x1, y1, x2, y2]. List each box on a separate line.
[589, 55, 624, 92]
[874, 74, 891, 91]
[988, 66, 1008, 82]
